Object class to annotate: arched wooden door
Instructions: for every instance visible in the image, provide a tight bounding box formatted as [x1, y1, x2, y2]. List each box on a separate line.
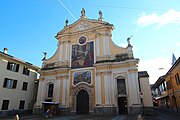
[76, 90, 89, 114]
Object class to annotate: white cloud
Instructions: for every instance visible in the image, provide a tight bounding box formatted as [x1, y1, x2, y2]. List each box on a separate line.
[136, 9, 180, 28]
[160, 48, 167, 53]
[138, 57, 171, 84]
[151, 42, 161, 46]
[176, 42, 180, 47]
[133, 45, 138, 52]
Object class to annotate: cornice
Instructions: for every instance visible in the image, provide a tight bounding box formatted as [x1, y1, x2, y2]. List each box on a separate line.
[56, 25, 112, 39]
[96, 70, 112, 76]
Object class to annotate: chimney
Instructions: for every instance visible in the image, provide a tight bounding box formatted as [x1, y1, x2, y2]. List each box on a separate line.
[3, 48, 8, 54]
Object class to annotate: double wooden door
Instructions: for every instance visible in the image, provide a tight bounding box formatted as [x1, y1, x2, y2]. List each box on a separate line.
[76, 90, 89, 114]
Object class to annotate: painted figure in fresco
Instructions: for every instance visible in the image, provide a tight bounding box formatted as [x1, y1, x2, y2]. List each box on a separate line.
[71, 42, 94, 68]
[83, 51, 90, 66]
[74, 71, 91, 85]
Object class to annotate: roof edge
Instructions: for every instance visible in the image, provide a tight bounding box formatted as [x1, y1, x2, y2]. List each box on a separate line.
[0, 51, 40, 70]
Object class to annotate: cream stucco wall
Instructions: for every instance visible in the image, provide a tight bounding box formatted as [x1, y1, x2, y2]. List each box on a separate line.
[139, 77, 153, 107]
[0, 54, 38, 111]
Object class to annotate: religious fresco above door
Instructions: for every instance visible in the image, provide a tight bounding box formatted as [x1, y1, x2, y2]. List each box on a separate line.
[73, 71, 91, 85]
[71, 40, 94, 69]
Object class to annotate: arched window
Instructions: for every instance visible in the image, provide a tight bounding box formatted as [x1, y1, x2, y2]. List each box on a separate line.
[48, 83, 54, 98]
[117, 79, 126, 95]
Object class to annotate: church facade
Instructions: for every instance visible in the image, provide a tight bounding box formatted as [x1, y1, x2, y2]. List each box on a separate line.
[34, 9, 153, 115]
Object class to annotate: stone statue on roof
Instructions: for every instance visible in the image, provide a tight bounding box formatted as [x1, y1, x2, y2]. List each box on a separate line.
[65, 19, 68, 27]
[42, 52, 47, 61]
[127, 35, 133, 47]
[81, 8, 86, 18]
[98, 10, 103, 21]
[99, 11, 102, 17]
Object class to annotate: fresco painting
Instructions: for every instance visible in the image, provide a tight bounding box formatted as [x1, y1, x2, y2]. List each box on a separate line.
[71, 41, 94, 69]
[73, 71, 91, 85]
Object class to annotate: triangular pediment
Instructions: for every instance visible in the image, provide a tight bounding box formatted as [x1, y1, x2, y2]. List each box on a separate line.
[56, 18, 113, 38]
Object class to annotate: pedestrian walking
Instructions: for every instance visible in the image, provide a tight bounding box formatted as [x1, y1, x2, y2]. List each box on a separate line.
[14, 114, 19, 120]
[45, 109, 50, 118]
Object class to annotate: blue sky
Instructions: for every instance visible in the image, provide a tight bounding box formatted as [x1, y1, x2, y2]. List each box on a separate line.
[0, 0, 179, 84]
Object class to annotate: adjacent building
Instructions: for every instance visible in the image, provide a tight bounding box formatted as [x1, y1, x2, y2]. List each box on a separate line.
[138, 71, 154, 112]
[34, 9, 153, 115]
[152, 57, 180, 113]
[0, 48, 39, 117]
[164, 57, 180, 112]
[151, 76, 169, 109]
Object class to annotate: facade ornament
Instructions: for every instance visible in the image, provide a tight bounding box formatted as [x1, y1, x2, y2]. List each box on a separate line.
[98, 10, 103, 21]
[127, 35, 133, 47]
[77, 22, 87, 31]
[65, 19, 69, 27]
[81, 8, 86, 18]
[3, 48, 8, 54]
[126, 35, 134, 58]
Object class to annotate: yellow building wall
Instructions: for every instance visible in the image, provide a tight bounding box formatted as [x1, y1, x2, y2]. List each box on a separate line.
[165, 63, 180, 110]
[45, 18, 130, 65]
[37, 16, 143, 114]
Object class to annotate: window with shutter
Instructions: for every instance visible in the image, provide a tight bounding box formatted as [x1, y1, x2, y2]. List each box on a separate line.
[16, 64, 19, 72]
[1, 100, 9, 110]
[6, 62, 10, 70]
[6, 62, 19, 72]
[22, 82, 28, 90]
[23, 66, 30, 76]
[175, 73, 180, 85]
[19, 100, 25, 109]
[3, 78, 7, 87]
[13, 80, 17, 88]
[3, 78, 17, 89]
[6, 79, 13, 88]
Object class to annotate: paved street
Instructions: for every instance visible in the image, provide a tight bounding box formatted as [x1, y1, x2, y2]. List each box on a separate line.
[2, 108, 180, 120]
[144, 108, 180, 120]
[2, 114, 124, 120]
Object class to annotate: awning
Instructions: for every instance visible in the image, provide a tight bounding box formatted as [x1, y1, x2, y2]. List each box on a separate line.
[42, 102, 59, 105]
[155, 94, 168, 100]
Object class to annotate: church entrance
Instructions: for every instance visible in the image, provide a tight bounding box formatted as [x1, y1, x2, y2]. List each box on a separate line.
[118, 97, 128, 114]
[76, 90, 89, 114]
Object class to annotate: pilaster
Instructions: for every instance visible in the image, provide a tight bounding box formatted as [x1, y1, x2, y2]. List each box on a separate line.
[95, 33, 100, 57]
[59, 42, 63, 62]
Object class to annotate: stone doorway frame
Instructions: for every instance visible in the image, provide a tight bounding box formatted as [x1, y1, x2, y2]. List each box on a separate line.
[71, 83, 93, 114]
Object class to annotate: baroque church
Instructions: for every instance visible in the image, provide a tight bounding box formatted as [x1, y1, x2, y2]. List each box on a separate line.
[34, 9, 153, 115]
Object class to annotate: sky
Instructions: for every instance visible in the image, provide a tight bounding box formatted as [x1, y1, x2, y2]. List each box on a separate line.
[0, 0, 179, 84]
